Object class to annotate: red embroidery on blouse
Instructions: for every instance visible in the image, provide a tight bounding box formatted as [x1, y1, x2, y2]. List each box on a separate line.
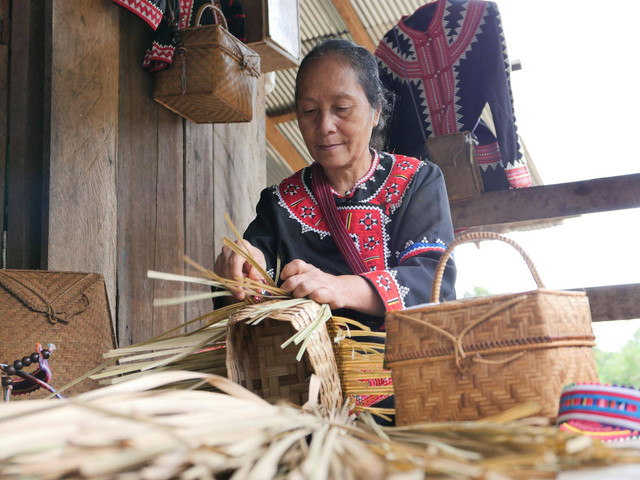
[278, 154, 422, 274]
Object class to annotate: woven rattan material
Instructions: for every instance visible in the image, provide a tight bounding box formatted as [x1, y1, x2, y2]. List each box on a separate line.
[226, 300, 342, 410]
[154, 14, 260, 123]
[385, 232, 599, 425]
[0, 270, 115, 398]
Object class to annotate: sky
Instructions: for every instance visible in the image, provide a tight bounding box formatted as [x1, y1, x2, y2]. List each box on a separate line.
[452, 0, 640, 351]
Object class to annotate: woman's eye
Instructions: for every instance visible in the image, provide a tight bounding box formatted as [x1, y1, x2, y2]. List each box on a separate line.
[302, 109, 317, 115]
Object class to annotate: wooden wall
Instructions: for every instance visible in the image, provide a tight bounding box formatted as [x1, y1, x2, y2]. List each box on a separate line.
[33, 1, 265, 345]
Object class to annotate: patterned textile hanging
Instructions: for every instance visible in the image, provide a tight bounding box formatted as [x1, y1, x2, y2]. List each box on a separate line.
[112, 0, 246, 72]
[375, 0, 531, 191]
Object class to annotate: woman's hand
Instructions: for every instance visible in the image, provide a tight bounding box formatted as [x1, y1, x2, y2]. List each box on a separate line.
[280, 259, 385, 316]
[214, 239, 267, 301]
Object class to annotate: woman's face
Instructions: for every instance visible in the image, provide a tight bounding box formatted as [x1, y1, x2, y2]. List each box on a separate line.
[296, 55, 381, 173]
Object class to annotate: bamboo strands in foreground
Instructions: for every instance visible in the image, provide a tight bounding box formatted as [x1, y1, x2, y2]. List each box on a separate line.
[1, 372, 638, 480]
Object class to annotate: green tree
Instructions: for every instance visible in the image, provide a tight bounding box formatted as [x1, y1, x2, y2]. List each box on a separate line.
[594, 328, 640, 388]
[463, 286, 492, 298]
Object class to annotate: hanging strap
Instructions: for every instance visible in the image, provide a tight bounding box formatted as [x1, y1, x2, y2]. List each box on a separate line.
[310, 163, 368, 275]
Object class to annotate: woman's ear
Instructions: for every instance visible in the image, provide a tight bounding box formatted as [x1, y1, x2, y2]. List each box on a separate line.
[373, 107, 382, 127]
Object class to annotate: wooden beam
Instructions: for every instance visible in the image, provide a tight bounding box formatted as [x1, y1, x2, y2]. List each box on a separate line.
[265, 116, 307, 172]
[331, 0, 376, 52]
[46, 0, 119, 318]
[583, 284, 640, 323]
[451, 173, 640, 229]
[268, 108, 297, 124]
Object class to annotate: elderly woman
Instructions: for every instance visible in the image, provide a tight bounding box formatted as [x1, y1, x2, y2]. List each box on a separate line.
[215, 39, 456, 328]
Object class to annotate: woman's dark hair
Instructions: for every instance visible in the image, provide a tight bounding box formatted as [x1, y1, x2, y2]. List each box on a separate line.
[294, 38, 394, 151]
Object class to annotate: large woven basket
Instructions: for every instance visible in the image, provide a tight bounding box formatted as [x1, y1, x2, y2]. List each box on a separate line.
[154, 4, 260, 123]
[0, 270, 116, 398]
[226, 300, 342, 410]
[385, 232, 599, 425]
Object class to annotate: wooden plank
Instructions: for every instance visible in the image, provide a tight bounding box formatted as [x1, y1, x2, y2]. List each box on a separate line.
[268, 108, 297, 124]
[184, 122, 215, 327]
[0, 0, 8, 247]
[151, 109, 185, 338]
[0, 0, 9, 45]
[0, 44, 7, 254]
[451, 173, 640, 229]
[116, 9, 157, 346]
[213, 78, 267, 257]
[265, 116, 307, 172]
[45, 0, 119, 321]
[330, 0, 376, 52]
[6, 1, 45, 269]
[584, 284, 640, 323]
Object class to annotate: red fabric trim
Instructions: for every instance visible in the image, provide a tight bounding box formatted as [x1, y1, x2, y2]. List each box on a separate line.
[474, 142, 502, 166]
[361, 270, 404, 311]
[505, 164, 532, 188]
[112, 0, 164, 30]
[372, 154, 420, 209]
[143, 42, 175, 71]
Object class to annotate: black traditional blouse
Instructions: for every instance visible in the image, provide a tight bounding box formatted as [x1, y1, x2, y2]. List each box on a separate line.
[244, 151, 457, 330]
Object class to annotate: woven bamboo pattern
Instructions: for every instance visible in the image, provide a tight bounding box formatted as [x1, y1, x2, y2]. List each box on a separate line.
[0, 270, 116, 398]
[154, 5, 260, 124]
[226, 300, 342, 411]
[385, 232, 599, 425]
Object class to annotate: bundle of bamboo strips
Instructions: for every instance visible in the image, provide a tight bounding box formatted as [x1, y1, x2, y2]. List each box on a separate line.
[74, 238, 392, 415]
[1, 371, 638, 479]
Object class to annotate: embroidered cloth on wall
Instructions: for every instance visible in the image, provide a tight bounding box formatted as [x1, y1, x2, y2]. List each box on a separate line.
[112, 0, 245, 71]
[243, 151, 457, 332]
[375, 0, 531, 191]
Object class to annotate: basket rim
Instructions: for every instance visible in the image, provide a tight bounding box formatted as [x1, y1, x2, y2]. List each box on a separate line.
[388, 288, 587, 317]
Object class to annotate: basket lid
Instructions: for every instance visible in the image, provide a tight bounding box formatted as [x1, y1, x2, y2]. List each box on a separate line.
[0, 270, 103, 325]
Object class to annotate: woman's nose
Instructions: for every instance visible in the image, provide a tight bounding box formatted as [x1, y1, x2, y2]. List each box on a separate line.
[316, 111, 336, 135]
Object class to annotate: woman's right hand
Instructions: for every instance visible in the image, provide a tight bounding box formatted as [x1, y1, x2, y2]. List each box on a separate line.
[214, 239, 267, 301]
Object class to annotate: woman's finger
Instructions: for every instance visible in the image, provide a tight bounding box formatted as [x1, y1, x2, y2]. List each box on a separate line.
[280, 259, 315, 280]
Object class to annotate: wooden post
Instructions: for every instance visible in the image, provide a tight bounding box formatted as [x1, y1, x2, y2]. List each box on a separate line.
[0, 0, 8, 258]
[213, 78, 267, 257]
[6, 1, 45, 269]
[45, 0, 119, 321]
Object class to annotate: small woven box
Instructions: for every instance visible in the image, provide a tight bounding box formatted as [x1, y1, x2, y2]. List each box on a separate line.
[385, 232, 599, 425]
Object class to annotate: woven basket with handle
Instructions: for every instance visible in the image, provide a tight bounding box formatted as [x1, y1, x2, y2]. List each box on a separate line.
[385, 231, 599, 425]
[154, 3, 260, 123]
[0, 270, 116, 399]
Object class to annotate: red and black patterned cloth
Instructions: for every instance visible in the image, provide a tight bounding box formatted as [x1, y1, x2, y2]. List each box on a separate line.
[112, 0, 246, 71]
[375, 0, 531, 191]
[244, 150, 457, 332]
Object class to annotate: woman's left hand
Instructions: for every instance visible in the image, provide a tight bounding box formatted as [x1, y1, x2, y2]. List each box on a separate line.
[279, 259, 385, 316]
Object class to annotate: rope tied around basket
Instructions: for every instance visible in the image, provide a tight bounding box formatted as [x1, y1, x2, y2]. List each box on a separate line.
[2, 274, 93, 325]
[416, 231, 550, 372]
[397, 294, 531, 372]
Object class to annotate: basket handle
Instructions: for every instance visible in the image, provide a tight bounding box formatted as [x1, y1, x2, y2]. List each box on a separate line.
[195, 2, 229, 30]
[430, 231, 545, 303]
